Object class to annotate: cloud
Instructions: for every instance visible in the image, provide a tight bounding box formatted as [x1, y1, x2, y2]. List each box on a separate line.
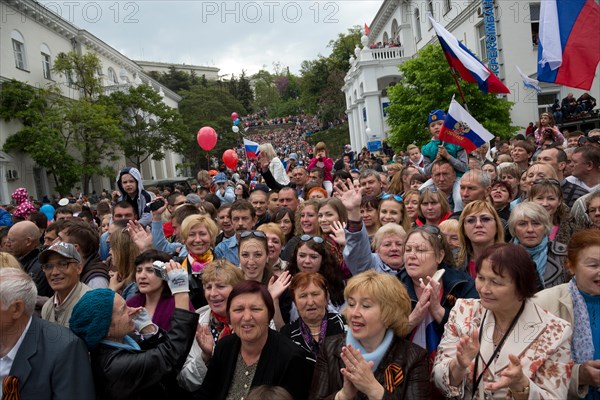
[40, 0, 380, 76]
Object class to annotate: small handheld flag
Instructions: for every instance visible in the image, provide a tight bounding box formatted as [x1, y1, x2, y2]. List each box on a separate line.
[438, 98, 495, 153]
[243, 138, 260, 159]
[515, 66, 542, 92]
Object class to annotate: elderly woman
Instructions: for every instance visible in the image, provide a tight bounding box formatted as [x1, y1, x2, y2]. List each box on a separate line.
[433, 243, 572, 399]
[335, 178, 406, 275]
[400, 226, 478, 359]
[509, 202, 568, 291]
[178, 259, 244, 392]
[179, 214, 220, 308]
[534, 230, 600, 399]
[456, 200, 505, 278]
[528, 178, 579, 244]
[257, 223, 288, 275]
[417, 188, 452, 226]
[258, 143, 290, 186]
[309, 270, 431, 399]
[195, 280, 315, 400]
[69, 261, 199, 400]
[280, 272, 345, 359]
[586, 191, 600, 229]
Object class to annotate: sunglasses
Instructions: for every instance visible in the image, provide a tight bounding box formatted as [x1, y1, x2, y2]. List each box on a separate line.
[240, 230, 266, 239]
[381, 193, 403, 202]
[578, 136, 600, 146]
[300, 234, 324, 244]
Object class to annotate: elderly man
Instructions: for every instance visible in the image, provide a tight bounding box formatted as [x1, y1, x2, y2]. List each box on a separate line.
[40, 242, 91, 327]
[6, 221, 52, 298]
[430, 160, 462, 212]
[0, 268, 94, 399]
[459, 170, 491, 206]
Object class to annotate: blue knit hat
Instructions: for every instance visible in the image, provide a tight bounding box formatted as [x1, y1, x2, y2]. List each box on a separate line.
[69, 289, 115, 350]
[428, 109, 446, 125]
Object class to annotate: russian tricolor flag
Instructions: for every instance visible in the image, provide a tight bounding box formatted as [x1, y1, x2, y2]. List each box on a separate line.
[428, 16, 510, 94]
[438, 98, 495, 153]
[537, 0, 600, 90]
[243, 138, 260, 158]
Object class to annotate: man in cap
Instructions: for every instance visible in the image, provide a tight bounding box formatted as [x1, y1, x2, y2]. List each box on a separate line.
[214, 172, 235, 204]
[39, 242, 91, 327]
[0, 268, 94, 399]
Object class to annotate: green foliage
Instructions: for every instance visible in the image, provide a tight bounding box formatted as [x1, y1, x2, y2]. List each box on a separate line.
[53, 51, 103, 100]
[327, 26, 363, 71]
[386, 44, 518, 152]
[178, 84, 247, 170]
[306, 123, 350, 158]
[108, 84, 188, 170]
[237, 71, 254, 113]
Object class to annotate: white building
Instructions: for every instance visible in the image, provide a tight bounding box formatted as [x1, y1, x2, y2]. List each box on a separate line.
[0, 0, 190, 204]
[343, 0, 600, 152]
[134, 60, 220, 81]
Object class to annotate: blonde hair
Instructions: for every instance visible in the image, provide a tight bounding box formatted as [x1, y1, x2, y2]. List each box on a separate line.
[314, 142, 328, 156]
[201, 259, 244, 287]
[258, 143, 277, 160]
[0, 252, 21, 269]
[180, 214, 219, 247]
[111, 229, 139, 282]
[257, 223, 285, 245]
[343, 271, 411, 337]
[372, 224, 406, 252]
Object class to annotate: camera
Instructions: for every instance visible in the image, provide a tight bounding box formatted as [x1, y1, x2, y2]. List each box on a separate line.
[152, 261, 168, 280]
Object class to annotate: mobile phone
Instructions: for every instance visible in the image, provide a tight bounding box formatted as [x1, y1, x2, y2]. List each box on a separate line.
[149, 199, 165, 211]
[428, 269, 445, 287]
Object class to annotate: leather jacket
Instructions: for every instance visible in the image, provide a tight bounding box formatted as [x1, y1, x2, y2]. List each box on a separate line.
[90, 308, 199, 400]
[309, 334, 431, 399]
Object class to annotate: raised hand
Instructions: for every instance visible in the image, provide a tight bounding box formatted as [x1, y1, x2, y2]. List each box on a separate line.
[268, 270, 291, 300]
[485, 353, 529, 393]
[196, 324, 214, 363]
[408, 288, 431, 331]
[456, 329, 480, 370]
[334, 178, 362, 216]
[340, 345, 384, 399]
[329, 220, 347, 247]
[127, 220, 153, 252]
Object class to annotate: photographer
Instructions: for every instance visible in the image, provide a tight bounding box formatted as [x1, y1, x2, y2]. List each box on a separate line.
[126, 250, 195, 331]
[69, 259, 199, 400]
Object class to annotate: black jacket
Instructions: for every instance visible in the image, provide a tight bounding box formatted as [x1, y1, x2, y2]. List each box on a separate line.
[90, 308, 199, 400]
[309, 334, 431, 399]
[81, 254, 110, 286]
[194, 329, 315, 400]
[19, 247, 53, 297]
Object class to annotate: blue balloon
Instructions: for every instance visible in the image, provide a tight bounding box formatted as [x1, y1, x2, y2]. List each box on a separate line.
[233, 118, 241, 125]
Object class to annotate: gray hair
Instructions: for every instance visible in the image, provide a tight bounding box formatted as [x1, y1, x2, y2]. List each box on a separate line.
[508, 202, 553, 237]
[460, 170, 491, 188]
[0, 268, 37, 316]
[372, 224, 406, 251]
[359, 169, 381, 182]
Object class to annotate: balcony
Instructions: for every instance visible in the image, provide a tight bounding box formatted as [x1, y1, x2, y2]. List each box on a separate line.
[368, 47, 405, 61]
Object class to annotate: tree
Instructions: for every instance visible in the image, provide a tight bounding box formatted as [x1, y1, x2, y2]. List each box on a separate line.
[237, 71, 254, 113]
[108, 84, 188, 170]
[385, 44, 517, 152]
[1, 80, 80, 193]
[52, 51, 123, 193]
[327, 26, 363, 71]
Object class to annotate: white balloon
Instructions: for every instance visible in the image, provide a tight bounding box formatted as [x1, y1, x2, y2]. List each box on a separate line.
[232, 126, 240, 133]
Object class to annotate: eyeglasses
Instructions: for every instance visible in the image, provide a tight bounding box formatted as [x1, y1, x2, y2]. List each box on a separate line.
[404, 246, 434, 255]
[300, 234, 324, 244]
[41, 260, 77, 272]
[381, 193, 403, 202]
[588, 207, 600, 215]
[465, 215, 495, 225]
[240, 230, 266, 239]
[533, 178, 560, 186]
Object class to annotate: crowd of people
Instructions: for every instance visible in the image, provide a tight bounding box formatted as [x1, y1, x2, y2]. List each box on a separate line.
[1, 105, 600, 400]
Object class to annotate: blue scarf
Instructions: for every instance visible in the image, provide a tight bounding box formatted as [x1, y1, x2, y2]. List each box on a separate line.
[515, 235, 549, 288]
[346, 329, 394, 371]
[568, 278, 595, 364]
[100, 335, 141, 351]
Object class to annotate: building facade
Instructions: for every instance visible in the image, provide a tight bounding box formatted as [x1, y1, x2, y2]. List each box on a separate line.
[343, 0, 600, 152]
[0, 0, 197, 204]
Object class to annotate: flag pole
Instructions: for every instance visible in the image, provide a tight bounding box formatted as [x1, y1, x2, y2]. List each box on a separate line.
[448, 66, 469, 112]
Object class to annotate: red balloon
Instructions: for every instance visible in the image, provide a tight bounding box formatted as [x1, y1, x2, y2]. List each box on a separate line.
[231, 112, 238, 121]
[197, 127, 217, 151]
[222, 149, 239, 169]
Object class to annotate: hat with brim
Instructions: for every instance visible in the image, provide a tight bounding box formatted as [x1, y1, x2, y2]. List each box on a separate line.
[39, 241, 81, 264]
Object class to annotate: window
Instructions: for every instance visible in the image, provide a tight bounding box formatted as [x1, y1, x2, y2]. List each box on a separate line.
[444, 0, 452, 14]
[383, 31, 389, 43]
[537, 92, 559, 115]
[477, 23, 488, 63]
[530, 3, 540, 46]
[391, 19, 399, 43]
[11, 31, 27, 70]
[414, 9, 422, 42]
[107, 67, 118, 84]
[41, 44, 51, 80]
[427, 0, 434, 27]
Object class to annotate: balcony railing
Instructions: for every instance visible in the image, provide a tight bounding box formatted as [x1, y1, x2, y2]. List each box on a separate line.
[365, 47, 405, 61]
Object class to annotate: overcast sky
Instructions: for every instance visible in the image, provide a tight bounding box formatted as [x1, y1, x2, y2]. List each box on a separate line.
[40, 1, 381, 77]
